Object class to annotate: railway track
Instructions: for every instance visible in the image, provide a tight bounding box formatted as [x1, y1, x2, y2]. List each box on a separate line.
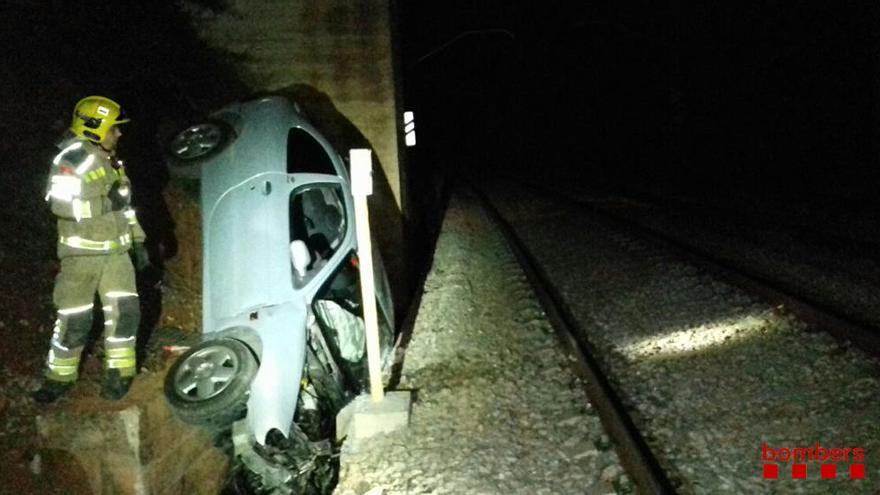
[475, 181, 880, 494]
[476, 188, 677, 494]
[544, 185, 880, 358]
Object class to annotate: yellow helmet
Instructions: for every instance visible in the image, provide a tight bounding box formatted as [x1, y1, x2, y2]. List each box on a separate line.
[70, 96, 130, 143]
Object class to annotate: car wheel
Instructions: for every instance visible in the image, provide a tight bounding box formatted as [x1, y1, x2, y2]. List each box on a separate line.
[164, 338, 257, 428]
[166, 119, 232, 165]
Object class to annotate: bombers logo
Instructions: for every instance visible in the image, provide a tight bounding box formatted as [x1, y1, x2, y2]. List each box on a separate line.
[762, 443, 866, 480]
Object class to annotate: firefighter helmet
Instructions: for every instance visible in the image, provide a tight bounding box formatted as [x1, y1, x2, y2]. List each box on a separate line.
[70, 96, 130, 143]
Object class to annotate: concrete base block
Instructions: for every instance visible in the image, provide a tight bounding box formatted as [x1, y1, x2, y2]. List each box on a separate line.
[336, 391, 412, 442]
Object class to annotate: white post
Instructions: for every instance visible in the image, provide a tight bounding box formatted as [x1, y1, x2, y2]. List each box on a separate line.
[350, 149, 385, 402]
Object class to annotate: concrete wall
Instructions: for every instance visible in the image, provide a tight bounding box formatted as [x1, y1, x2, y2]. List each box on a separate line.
[182, 0, 411, 306]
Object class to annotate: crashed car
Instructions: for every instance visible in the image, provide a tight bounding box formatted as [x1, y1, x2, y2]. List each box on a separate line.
[162, 96, 396, 492]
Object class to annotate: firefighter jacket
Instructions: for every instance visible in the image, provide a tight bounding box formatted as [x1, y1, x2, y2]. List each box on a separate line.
[45, 135, 146, 258]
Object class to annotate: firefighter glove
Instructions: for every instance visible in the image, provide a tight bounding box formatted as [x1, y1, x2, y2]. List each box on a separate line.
[108, 180, 131, 211]
[132, 242, 151, 271]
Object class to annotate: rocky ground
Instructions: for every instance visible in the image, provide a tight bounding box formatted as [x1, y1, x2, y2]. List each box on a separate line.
[335, 190, 629, 495]
[3, 175, 878, 494]
[566, 186, 880, 328]
[484, 181, 880, 494]
[2, 4, 877, 493]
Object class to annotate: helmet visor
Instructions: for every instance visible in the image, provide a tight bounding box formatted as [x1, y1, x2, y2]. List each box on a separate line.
[115, 107, 130, 124]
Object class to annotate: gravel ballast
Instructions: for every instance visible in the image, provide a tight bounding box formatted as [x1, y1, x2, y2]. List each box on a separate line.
[335, 191, 627, 495]
[577, 190, 880, 329]
[486, 182, 880, 494]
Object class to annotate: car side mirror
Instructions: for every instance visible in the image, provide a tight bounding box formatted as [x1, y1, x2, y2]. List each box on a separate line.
[290, 240, 311, 277]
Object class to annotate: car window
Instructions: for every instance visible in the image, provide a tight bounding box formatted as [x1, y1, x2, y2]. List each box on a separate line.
[287, 127, 337, 175]
[290, 184, 346, 285]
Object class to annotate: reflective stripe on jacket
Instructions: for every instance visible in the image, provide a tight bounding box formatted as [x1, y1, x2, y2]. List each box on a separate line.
[46, 136, 146, 258]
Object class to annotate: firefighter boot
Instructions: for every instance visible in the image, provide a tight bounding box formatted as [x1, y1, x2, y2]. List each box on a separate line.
[32, 379, 74, 404]
[101, 369, 133, 400]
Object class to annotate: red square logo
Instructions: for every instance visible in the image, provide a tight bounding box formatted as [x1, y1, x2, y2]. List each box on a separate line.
[820, 464, 837, 479]
[850, 464, 865, 479]
[792, 464, 807, 479]
[763, 464, 778, 479]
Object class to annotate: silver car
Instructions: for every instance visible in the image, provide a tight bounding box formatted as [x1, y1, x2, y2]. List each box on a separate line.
[163, 96, 396, 492]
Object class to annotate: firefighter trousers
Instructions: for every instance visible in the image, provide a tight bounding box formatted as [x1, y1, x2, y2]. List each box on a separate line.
[45, 252, 140, 382]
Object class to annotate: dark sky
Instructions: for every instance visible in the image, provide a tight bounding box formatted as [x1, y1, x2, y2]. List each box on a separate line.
[400, 2, 879, 203]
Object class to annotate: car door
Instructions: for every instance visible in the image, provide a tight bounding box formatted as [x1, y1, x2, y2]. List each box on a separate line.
[285, 127, 395, 391]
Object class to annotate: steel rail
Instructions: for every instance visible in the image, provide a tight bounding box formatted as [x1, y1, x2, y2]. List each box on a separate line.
[538, 186, 880, 360]
[473, 187, 678, 495]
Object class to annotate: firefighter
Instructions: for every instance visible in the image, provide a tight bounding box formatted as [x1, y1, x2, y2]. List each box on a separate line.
[32, 96, 150, 403]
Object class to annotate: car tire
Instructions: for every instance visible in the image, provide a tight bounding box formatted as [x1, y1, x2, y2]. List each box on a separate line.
[164, 338, 257, 428]
[166, 119, 233, 167]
